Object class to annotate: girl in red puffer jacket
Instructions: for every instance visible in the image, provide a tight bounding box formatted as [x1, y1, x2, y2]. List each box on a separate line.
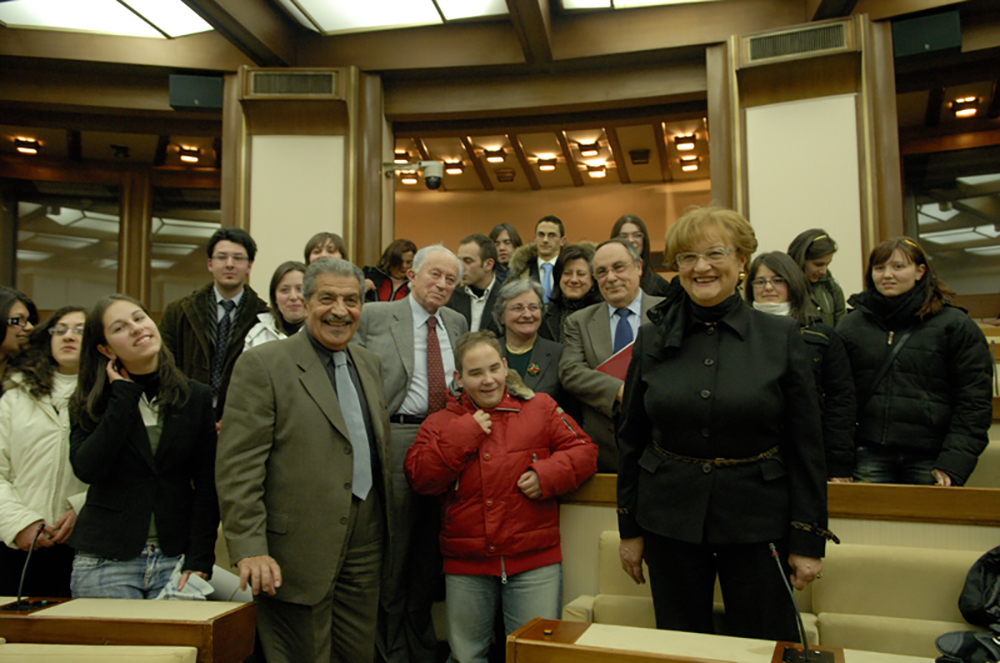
[405, 331, 597, 663]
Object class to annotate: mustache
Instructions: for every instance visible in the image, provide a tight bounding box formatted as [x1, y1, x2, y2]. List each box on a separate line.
[321, 314, 355, 325]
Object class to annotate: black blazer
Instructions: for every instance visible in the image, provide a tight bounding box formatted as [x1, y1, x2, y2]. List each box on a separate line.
[504, 335, 581, 424]
[617, 289, 828, 559]
[446, 284, 502, 337]
[69, 379, 219, 573]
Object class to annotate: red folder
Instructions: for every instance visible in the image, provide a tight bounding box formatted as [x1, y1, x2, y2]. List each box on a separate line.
[596, 342, 633, 381]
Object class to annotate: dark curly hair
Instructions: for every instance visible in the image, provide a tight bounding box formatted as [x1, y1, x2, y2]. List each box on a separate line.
[12, 306, 87, 399]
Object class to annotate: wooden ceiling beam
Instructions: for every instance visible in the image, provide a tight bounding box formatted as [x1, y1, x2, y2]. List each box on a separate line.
[505, 0, 552, 65]
[414, 138, 431, 161]
[988, 79, 1000, 120]
[181, 0, 299, 67]
[66, 130, 82, 161]
[810, 0, 859, 20]
[556, 131, 583, 188]
[154, 136, 170, 167]
[508, 133, 541, 191]
[605, 126, 629, 185]
[460, 136, 493, 191]
[924, 87, 944, 128]
[653, 121, 672, 183]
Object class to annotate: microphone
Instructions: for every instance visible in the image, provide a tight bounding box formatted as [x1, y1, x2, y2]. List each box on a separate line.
[1, 523, 55, 612]
[768, 542, 836, 663]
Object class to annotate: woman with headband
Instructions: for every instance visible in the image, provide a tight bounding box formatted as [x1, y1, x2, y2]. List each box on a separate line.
[787, 229, 846, 326]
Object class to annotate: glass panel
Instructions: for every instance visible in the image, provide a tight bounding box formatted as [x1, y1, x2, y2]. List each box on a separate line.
[904, 144, 1000, 296]
[149, 186, 221, 315]
[13, 179, 121, 312]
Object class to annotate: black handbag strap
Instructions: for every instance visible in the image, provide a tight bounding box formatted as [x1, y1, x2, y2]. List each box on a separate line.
[859, 327, 914, 412]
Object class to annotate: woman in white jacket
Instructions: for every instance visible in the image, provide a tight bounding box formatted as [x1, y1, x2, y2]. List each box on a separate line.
[0, 306, 88, 597]
[244, 261, 306, 351]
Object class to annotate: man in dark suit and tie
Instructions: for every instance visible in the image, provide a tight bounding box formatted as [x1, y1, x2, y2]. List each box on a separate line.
[447, 233, 503, 337]
[559, 238, 663, 473]
[354, 244, 468, 663]
[216, 258, 391, 663]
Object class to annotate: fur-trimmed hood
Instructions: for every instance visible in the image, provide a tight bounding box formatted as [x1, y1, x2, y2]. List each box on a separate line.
[507, 242, 540, 281]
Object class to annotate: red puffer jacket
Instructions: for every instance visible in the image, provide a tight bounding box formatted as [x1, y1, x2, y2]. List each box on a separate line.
[405, 388, 597, 578]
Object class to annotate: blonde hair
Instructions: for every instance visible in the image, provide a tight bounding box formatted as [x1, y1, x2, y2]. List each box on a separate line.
[664, 206, 757, 269]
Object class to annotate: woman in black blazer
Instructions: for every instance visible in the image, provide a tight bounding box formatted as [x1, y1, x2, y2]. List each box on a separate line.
[617, 207, 830, 642]
[68, 294, 218, 598]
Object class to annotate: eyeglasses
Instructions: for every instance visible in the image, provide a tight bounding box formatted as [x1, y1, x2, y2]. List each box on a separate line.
[674, 247, 738, 268]
[6, 316, 30, 328]
[50, 326, 85, 337]
[751, 277, 786, 289]
[212, 253, 249, 264]
[593, 261, 636, 280]
[506, 304, 542, 314]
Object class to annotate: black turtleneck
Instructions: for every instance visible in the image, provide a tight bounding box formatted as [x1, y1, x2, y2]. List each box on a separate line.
[689, 290, 744, 324]
[130, 370, 160, 402]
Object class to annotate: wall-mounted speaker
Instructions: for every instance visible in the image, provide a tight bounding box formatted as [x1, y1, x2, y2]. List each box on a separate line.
[892, 10, 961, 59]
[169, 75, 224, 111]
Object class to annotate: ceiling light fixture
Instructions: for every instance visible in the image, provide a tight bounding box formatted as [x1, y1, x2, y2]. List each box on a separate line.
[484, 148, 506, 164]
[400, 171, 419, 185]
[495, 168, 516, 183]
[579, 142, 600, 157]
[178, 146, 200, 163]
[680, 156, 700, 172]
[629, 149, 650, 165]
[587, 165, 607, 179]
[953, 97, 979, 118]
[444, 161, 464, 175]
[394, 150, 410, 164]
[537, 158, 557, 172]
[14, 138, 39, 155]
[675, 134, 696, 151]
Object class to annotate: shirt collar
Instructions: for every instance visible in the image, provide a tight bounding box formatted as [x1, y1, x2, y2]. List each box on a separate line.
[408, 293, 440, 327]
[214, 286, 245, 308]
[606, 290, 643, 317]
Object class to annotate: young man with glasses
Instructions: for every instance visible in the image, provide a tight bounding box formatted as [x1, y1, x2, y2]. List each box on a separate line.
[160, 228, 269, 420]
[558, 238, 663, 473]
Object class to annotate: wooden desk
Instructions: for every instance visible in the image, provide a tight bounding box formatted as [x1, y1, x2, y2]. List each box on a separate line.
[506, 619, 933, 663]
[0, 596, 255, 663]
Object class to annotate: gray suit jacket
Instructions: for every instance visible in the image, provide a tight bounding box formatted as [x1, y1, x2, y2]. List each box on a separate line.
[354, 297, 469, 414]
[216, 331, 391, 606]
[559, 294, 663, 473]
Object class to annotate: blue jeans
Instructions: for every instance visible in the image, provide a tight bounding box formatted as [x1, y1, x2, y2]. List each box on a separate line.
[70, 541, 180, 599]
[854, 446, 937, 485]
[445, 563, 561, 663]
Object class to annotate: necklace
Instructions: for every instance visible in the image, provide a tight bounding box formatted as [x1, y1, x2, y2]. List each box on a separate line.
[505, 342, 534, 355]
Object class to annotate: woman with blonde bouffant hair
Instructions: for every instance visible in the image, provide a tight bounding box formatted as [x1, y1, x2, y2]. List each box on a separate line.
[617, 206, 831, 642]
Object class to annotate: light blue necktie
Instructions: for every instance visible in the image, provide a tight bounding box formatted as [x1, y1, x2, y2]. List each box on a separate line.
[541, 263, 553, 303]
[614, 308, 633, 353]
[333, 351, 372, 500]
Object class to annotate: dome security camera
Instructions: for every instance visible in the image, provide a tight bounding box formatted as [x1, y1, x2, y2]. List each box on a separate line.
[419, 161, 443, 190]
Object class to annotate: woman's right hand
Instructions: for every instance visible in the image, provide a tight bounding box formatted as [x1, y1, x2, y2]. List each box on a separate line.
[105, 358, 131, 383]
[620, 536, 646, 585]
[15, 520, 54, 551]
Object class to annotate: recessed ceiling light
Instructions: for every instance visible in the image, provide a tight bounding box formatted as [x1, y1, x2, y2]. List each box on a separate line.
[680, 156, 700, 172]
[953, 97, 979, 118]
[484, 148, 506, 164]
[15, 138, 39, 155]
[587, 165, 607, 178]
[178, 146, 200, 163]
[444, 161, 464, 175]
[578, 142, 600, 157]
[400, 171, 419, 185]
[394, 150, 410, 164]
[537, 158, 557, 172]
[675, 134, 696, 151]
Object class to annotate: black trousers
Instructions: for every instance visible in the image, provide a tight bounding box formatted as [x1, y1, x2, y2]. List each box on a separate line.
[643, 532, 799, 642]
[0, 542, 75, 598]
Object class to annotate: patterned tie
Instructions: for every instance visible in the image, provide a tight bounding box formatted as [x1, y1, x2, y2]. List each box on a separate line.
[211, 299, 236, 396]
[426, 316, 446, 414]
[334, 351, 372, 500]
[541, 263, 553, 303]
[614, 307, 633, 354]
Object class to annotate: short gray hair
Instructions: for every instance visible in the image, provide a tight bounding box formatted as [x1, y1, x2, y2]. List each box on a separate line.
[412, 244, 463, 284]
[493, 278, 544, 332]
[303, 257, 365, 302]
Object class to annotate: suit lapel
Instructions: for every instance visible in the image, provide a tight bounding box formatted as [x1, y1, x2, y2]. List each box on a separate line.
[293, 335, 351, 441]
[526, 340, 557, 390]
[389, 301, 415, 383]
[589, 305, 613, 362]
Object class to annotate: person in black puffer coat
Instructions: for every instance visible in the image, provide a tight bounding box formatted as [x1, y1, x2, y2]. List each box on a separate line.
[744, 251, 856, 481]
[837, 237, 992, 486]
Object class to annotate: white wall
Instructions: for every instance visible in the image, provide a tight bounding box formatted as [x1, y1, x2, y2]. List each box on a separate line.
[248, 135, 346, 294]
[746, 94, 865, 299]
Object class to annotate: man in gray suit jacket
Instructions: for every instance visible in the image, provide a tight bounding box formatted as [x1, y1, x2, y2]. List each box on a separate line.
[217, 259, 391, 663]
[560, 239, 663, 473]
[354, 244, 468, 663]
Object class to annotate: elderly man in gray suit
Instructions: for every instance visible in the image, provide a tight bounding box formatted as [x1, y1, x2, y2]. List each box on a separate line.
[354, 244, 468, 663]
[217, 258, 391, 663]
[559, 238, 663, 473]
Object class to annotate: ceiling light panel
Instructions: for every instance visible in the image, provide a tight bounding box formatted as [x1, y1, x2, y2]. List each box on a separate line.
[561, 0, 610, 8]
[288, 0, 443, 34]
[0, 0, 164, 38]
[120, 0, 212, 37]
[615, 0, 726, 7]
[435, 0, 508, 21]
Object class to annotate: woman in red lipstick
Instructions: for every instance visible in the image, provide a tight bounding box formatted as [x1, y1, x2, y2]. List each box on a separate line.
[67, 295, 218, 599]
[0, 306, 87, 598]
